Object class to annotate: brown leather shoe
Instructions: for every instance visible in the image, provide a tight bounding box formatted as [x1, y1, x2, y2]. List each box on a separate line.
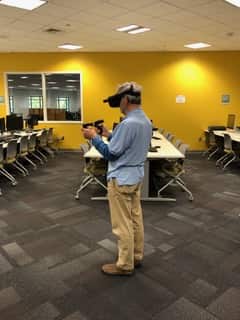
[134, 260, 143, 269]
[102, 264, 133, 276]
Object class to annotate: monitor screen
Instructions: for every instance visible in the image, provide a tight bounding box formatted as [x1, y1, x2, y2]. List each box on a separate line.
[6, 114, 23, 131]
[27, 115, 39, 128]
[227, 114, 236, 129]
[0, 118, 5, 133]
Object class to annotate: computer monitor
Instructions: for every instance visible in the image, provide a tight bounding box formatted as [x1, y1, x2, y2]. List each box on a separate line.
[227, 114, 236, 129]
[27, 115, 39, 129]
[0, 118, 5, 133]
[6, 114, 23, 131]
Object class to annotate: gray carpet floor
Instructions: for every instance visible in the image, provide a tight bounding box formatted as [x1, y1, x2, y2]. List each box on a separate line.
[0, 152, 239, 320]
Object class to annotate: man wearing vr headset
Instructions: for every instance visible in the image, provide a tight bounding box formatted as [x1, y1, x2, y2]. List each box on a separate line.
[82, 82, 152, 276]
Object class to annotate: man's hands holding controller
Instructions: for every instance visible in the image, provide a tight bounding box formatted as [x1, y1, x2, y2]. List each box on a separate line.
[82, 125, 110, 140]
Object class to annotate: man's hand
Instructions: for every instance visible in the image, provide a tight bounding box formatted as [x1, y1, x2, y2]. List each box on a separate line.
[82, 127, 97, 140]
[101, 126, 111, 138]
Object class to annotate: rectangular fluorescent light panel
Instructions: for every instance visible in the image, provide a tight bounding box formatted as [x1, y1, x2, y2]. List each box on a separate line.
[128, 27, 151, 34]
[224, 0, 240, 7]
[184, 42, 211, 49]
[58, 44, 83, 50]
[116, 25, 139, 32]
[0, 0, 47, 10]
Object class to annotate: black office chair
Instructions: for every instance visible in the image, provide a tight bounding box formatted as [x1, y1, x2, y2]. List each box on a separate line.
[204, 130, 219, 160]
[216, 134, 237, 170]
[75, 143, 107, 200]
[0, 140, 18, 185]
[155, 144, 194, 201]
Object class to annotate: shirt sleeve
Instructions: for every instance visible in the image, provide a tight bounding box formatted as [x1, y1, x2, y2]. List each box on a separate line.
[91, 135, 118, 161]
[91, 121, 133, 161]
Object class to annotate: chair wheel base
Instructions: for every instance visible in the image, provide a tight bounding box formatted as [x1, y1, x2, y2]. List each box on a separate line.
[11, 181, 18, 186]
[75, 195, 80, 200]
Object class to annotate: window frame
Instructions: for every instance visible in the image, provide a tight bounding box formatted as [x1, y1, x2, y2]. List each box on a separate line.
[4, 71, 83, 124]
[9, 95, 15, 113]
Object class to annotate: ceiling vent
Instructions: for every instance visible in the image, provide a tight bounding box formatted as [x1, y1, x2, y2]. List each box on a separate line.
[44, 28, 62, 34]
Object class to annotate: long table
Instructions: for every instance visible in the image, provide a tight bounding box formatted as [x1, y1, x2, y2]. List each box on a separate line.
[213, 130, 240, 143]
[84, 131, 184, 201]
[0, 130, 42, 149]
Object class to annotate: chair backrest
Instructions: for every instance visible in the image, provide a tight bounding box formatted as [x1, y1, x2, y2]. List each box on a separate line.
[175, 139, 182, 149]
[38, 130, 48, 147]
[167, 134, 175, 142]
[159, 128, 164, 134]
[0, 143, 3, 164]
[28, 134, 37, 151]
[80, 143, 90, 155]
[208, 131, 216, 146]
[164, 132, 170, 138]
[5, 139, 17, 162]
[179, 144, 189, 156]
[18, 136, 28, 155]
[224, 134, 232, 151]
[47, 128, 54, 143]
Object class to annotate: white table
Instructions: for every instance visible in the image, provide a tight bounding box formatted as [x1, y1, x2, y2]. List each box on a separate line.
[1, 130, 42, 149]
[213, 130, 240, 143]
[84, 131, 184, 201]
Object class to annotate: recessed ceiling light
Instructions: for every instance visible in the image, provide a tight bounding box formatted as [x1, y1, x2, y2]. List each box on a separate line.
[224, 0, 240, 7]
[184, 42, 211, 49]
[8, 86, 14, 89]
[66, 79, 78, 83]
[32, 83, 40, 86]
[51, 87, 60, 89]
[18, 85, 26, 88]
[8, 79, 14, 82]
[128, 27, 151, 34]
[21, 76, 28, 79]
[0, 0, 47, 10]
[66, 85, 75, 88]
[58, 43, 83, 50]
[116, 25, 139, 32]
[48, 82, 57, 84]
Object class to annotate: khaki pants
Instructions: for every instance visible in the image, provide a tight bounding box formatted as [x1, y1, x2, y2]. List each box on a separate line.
[108, 179, 144, 271]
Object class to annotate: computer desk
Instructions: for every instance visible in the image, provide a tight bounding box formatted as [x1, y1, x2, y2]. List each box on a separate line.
[84, 131, 185, 202]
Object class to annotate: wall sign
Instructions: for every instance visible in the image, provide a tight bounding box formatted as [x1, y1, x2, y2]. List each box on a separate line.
[176, 95, 186, 104]
[221, 94, 230, 104]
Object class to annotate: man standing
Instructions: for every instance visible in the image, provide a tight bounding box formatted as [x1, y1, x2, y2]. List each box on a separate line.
[82, 82, 152, 276]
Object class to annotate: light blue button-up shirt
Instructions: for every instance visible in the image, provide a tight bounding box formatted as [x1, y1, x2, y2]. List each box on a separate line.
[91, 108, 152, 185]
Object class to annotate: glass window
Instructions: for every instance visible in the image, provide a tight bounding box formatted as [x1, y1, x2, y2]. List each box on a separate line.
[6, 73, 82, 122]
[7, 74, 44, 120]
[46, 73, 81, 121]
[29, 96, 43, 109]
[57, 97, 70, 111]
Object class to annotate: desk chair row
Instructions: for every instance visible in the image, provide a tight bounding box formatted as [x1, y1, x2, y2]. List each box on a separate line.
[156, 128, 193, 201]
[204, 131, 240, 170]
[0, 129, 55, 196]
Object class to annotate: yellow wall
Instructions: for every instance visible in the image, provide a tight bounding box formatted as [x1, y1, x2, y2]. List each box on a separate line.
[0, 52, 240, 150]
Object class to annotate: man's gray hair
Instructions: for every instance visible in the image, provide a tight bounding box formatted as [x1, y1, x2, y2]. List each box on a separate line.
[117, 81, 142, 105]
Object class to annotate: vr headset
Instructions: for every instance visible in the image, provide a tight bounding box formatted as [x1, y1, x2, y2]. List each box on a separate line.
[103, 85, 141, 108]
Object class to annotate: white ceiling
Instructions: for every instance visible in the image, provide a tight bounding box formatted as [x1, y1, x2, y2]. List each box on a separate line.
[0, 0, 240, 52]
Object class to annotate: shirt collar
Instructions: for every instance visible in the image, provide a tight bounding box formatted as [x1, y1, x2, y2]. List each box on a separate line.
[126, 108, 142, 118]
